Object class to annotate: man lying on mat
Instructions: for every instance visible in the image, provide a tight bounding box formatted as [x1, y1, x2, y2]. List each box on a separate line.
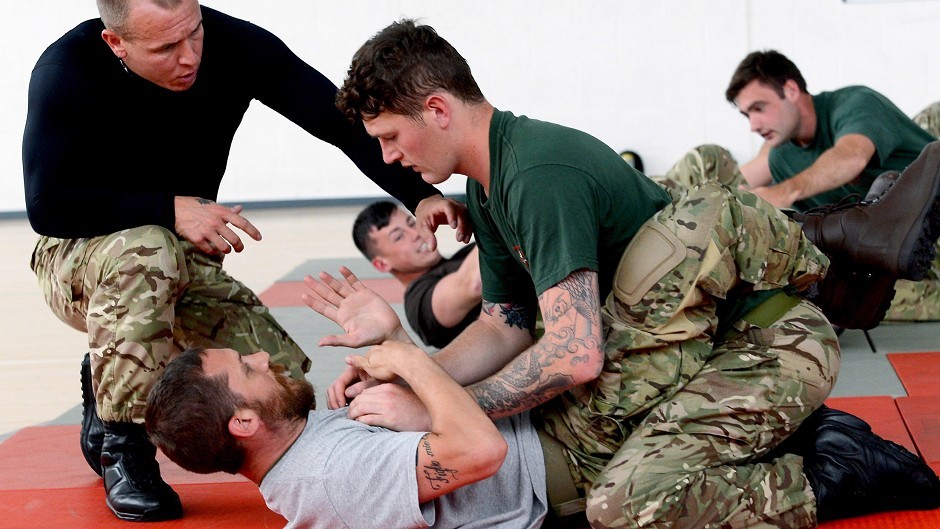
[144, 267, 940, 529]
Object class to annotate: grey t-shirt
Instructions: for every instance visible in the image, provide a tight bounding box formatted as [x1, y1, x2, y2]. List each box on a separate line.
[260, 408, 548, 529]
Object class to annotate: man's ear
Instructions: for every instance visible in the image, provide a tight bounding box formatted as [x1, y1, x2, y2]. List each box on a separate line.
[100, 29, 128, 59]
[228, 409, 261, 439]
[372, 256, 392, 273]
[782, 79, 801, 102]
[425, 94, 451, 128]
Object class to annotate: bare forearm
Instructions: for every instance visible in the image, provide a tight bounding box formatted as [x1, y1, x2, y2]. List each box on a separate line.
[773, 134, 875, 202]
[393, 353, 504, 490]
[431, 317, 533, 385]
[431, 252, 483, 327]
[356, 343, 505, 502]
[392, 348, 486, 431]
[784, 151, 868, 201]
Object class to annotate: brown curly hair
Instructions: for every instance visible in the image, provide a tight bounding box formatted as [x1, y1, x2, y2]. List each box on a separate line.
[336, 19, 485, 122]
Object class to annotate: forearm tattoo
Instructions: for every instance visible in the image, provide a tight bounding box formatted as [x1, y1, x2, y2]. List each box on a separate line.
[472, 270, 601, 416]
[419, 434, 459, 490]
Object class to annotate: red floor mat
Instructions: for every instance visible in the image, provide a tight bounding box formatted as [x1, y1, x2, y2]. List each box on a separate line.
[817, 509, 940, 529]
[0, 425, 284, 528]
[1, 403, 934, 527]
[0, 425, 245, 491]
[887, 351, 940, 397]
[824, 395, 917, 453]
[0, 482, 285, 529]
[895, 395, 940, 476]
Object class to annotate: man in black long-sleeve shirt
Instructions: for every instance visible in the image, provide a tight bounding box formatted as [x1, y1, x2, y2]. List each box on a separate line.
[22, 0, 465, 521]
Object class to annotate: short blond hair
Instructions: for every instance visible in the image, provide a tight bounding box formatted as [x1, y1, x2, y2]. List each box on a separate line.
[96, 0, 185, 36]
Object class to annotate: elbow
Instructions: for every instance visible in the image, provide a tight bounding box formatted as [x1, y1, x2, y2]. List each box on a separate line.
[569, 346, 605, 386]
[475, 433, 509, 479]
[471, 278, 483, 300]
[26, 203, 73, 238]
[25, 188, 66, 237]
[25, 203, 54, 236]
[470, 276, 482, 297]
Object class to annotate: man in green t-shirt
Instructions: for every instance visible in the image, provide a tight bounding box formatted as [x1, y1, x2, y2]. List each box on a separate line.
[326, 20, 940, 528]
[726, 50, 939, 321]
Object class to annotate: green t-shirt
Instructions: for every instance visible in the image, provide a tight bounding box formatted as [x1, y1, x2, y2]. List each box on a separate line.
[467, 110, 671, 306]
[769, 85, 934, 211]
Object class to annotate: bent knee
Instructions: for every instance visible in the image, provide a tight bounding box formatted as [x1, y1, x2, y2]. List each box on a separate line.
[109, 226, 184, 265]
[95, 226, 188, 286]
[585, 474, 679, 529]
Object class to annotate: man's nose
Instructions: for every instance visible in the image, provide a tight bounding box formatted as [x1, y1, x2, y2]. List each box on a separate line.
[245, 351, 271, 371]
[749, 115, 762, 133]
[379, 140, 401, 165]
[178, 40, 198, 66]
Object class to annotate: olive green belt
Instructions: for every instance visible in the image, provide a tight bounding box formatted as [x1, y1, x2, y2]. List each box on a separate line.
[740, 290, 802, 328]
[537, 425, 585, 519]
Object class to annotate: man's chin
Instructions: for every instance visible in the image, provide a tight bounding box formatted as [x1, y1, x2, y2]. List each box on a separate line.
[420, 172, 449, 185]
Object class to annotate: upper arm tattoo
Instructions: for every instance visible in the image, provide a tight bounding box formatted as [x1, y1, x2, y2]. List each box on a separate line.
[544, 271, 600, 332]
[481, 301, 536, 336]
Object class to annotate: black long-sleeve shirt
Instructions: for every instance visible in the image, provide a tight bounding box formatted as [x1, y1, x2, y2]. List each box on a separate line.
[23, 7, 438, 238]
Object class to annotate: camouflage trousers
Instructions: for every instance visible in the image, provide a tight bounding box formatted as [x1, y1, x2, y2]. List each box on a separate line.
[890, 102, 940, 320]
[538, 182, 839, 529]
[30, 225, 310, 423]
[885, 251, 940, 321]
[654, 143, 940, 322]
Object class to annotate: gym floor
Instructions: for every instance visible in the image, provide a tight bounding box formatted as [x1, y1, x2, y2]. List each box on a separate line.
[0, 204, 937, 529]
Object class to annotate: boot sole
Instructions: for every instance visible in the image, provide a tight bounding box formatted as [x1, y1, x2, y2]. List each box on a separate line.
[106, 498, 184, 522]
[894, 142, 940, 281]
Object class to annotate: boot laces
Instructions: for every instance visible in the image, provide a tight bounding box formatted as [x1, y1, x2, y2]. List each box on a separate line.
[802, 193, 865, 216]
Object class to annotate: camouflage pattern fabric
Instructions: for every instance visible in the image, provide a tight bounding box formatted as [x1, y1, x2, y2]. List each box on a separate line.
[890, 102, 940, 321]
[653, 144, 745, 192]
[30, 226, 309, 423]
[886, 252, 940, 321]
[538, 183, 837, 529]
[658, 143, 940, 322]
[913, 101, 940, 138]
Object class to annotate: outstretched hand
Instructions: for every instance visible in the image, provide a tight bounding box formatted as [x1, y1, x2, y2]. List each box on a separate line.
[414, 195, 472, 251]
[301, 267, 409, 349]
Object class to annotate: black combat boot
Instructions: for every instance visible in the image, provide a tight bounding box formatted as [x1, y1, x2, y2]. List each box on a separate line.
[101, 421, 183, 521]
[797, 141, 940, 281]
[80, 353, 105, 476]
[801, 407, 940, 521]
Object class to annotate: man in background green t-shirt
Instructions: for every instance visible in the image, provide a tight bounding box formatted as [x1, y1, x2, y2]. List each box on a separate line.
[725, 49, 939, 321]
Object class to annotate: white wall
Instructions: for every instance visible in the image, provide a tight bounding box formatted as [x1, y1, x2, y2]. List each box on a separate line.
[3, 0, 939, 214]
